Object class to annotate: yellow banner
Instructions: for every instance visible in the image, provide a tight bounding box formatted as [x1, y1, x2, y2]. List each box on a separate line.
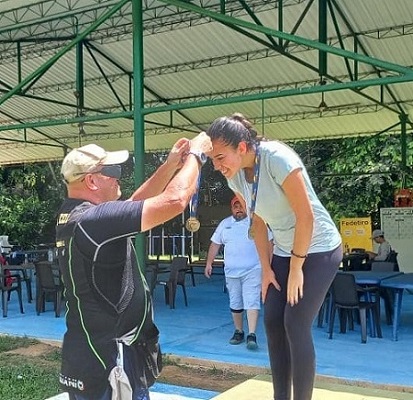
[339, 217, 373, 253]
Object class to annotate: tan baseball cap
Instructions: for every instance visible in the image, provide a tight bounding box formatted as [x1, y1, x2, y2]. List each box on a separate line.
[61, 144, 129, 183]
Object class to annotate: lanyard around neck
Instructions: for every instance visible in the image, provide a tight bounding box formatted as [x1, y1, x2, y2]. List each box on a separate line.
[248, 146, 260, 238]
[189, 173, 202, 218]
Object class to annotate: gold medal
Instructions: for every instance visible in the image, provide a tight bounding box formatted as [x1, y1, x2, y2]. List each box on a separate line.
[185, 217, 201, 232]
[248, 227, 255, 240]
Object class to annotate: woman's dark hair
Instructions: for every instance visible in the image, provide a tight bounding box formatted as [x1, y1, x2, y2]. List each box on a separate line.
[206, 113, 261, 150]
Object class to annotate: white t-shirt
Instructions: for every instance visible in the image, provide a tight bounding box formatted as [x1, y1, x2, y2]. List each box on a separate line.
[228, 141, 342, 256]
[211, 216, 272, 278]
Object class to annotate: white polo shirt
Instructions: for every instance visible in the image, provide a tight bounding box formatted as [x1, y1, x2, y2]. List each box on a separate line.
[211, 216, 271, 278]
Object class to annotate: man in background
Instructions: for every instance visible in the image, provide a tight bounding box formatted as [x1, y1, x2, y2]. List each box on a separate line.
[366, 229, 392, 262]
[204, 196, 273, 350]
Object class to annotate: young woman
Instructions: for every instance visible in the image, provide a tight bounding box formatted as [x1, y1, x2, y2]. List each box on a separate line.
[206, 113, 342, 400]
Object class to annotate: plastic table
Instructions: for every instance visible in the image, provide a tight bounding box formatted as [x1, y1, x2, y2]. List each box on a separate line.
[380, 273, 413, 341]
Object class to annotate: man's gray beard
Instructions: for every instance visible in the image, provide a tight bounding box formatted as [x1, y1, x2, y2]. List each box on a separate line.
[234, 214, 247, 221]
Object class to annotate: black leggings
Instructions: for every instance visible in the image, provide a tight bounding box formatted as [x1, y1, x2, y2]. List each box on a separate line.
[264, 246, 342, 400]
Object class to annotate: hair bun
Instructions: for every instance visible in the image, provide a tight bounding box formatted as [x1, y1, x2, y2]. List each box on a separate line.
[230, 113, 245, 123]
[230, 113, 257, 139]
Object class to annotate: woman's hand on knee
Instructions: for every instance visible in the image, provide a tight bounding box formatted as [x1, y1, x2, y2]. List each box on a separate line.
[261, 269, 281, 303]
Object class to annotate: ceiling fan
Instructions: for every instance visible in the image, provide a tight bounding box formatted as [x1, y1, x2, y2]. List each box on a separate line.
[72, 90, 108, 136]
[294, 79, 360, 112]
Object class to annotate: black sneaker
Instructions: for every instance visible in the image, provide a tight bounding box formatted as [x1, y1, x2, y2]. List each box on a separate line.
[246, 333, 258, 350]
[229, 329, 245, 345]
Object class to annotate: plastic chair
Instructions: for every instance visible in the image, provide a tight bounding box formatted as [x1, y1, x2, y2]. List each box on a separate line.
[328, 272, 382, 343]
[0, 236, 13, 255]
[371, 262, 395, 272]
[156, 256, 189, 309]
[2, 252, 33, 303]
[385, 250, 399, 271]
[371, 262, 396, 325]
[34, 261, 64, 317]
[317, 287, 332, 328]
[16, 268, 33, 303]
[0, 272, 24, 317]
[185, 249, 196, 287]
[145, 258, 160, 296]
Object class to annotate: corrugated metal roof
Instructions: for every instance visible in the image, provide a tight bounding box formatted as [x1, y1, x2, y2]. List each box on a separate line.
[0, 0, 412, 165]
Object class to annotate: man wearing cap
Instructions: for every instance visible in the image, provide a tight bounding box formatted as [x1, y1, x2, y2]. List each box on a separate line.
[366, 229, 392, 262]
[56, 133, 211, 400]
[204, 196, 273, 350]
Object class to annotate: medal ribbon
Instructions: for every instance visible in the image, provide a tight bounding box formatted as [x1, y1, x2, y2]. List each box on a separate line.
[249, 147, 261, 237]
[189, 173, 202, 219]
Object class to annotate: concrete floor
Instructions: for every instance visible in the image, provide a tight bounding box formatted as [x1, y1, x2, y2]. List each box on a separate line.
[212, 376, 413, 400]
[2, 269, 413, 399]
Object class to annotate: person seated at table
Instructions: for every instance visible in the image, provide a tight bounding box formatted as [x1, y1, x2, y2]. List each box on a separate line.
[366, 229, 392, 262]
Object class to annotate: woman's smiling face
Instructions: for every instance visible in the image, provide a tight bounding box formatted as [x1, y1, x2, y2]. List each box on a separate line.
[207, 139, 246, 179]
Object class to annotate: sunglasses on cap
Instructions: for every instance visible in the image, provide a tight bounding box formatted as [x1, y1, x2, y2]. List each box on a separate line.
[70, 164, 122, 182]
[96, 165, 122, 179]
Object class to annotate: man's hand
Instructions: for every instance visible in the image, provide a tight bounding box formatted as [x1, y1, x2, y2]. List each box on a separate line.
[166, 138, 190, 170]
[190, 132, 213, 154]
[366, 250, 376, 260]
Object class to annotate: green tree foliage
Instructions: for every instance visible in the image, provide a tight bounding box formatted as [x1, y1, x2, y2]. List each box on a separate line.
[0, 162, 65, 248]
[120, 152, 167, 200]
[0, 133, 411, 249]
[199, 160, 234, 206]
[292, 134, 413, 226]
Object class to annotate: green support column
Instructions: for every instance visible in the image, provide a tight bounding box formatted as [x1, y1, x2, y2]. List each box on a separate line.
[76, 41, 84, 111]
[318, 0, 327, 77]
[220, 0, 225, 14]
[261, 98, 265, 135]
[399, 113, 408, 186]
[132, 0, 146, 270]
[278, 0, 283, 47]
[17, 42, 22, 83]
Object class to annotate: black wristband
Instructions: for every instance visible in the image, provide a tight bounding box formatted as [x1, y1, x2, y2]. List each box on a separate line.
[189, 150, 207, 165]
[291, 250, 307, 259]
